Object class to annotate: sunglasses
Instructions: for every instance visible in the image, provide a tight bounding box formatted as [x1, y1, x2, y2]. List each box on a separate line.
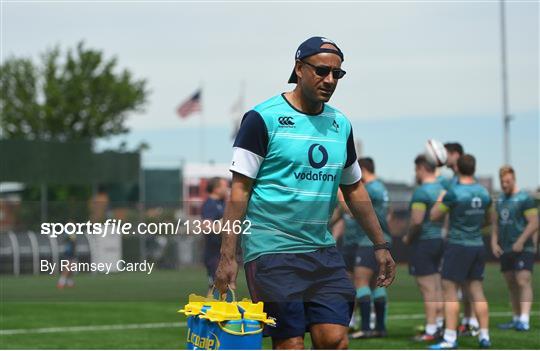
[301, 60, 347, 80]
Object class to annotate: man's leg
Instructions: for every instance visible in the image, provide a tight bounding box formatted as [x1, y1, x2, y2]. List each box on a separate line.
[429, 279, 460, 349]
[354, 266, 374, 332]
[310, 324, 348, 349]
[442, 279, 460, 342]
[502, 271, 520, 326]
[416, 274, 441, 336]
[413, 239, 445, 337]
[372, 286, 388, 334]
[466, 246, 490, 348]
[515, 269, 533, 330]
[434, 273, 445, 330]
[460, 285, 479, 335]
[466, 279, 490, 345]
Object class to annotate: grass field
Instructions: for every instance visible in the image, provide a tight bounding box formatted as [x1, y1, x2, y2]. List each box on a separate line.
[1, 264, 539, 349]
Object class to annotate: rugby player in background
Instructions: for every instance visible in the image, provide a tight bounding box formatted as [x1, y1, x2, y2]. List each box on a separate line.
[439, 142, 479, 336]
[491, 166, 538, 331]
[340, 157, 392, 339]
[403, 155, 445, 341]
[430, 154, 492, 349]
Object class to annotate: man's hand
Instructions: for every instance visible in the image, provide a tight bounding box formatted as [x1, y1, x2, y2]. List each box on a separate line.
[491, 241, 504, 258]
[512, 240, 524, 253]
[214, 254, 239, 293]
[374, 249, 396, 287]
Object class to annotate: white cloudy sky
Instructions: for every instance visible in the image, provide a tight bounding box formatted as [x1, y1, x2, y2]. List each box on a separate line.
[2, 1, 538, 188]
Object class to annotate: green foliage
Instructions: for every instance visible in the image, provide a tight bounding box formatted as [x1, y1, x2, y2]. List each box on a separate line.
[0, 41, 148, 141]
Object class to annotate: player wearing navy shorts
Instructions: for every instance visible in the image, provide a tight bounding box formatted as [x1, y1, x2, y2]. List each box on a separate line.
[439, 142, 479, 336]
[340, 157, 392, 339]
[491, 166, 538, 332]
[214, 37, 396, 349]
[402, 155, 445, 341]
[430, 154, 492, 349]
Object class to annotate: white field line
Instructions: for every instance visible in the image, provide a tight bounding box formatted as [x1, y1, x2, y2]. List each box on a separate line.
[0, 322, 185, 336]
[1, 311, 538, 335]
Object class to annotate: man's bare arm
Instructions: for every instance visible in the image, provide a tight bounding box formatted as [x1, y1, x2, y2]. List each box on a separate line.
[404, 207, 425, 244]
[512, 212, 539, 252]
[214, 172, 253, 292]
[490, 209, 503, 257]
[430, 191, 448, 222]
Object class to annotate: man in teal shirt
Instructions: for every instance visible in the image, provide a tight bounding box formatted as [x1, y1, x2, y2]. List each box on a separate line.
[491, 166, 538, 332]
[214, 37, 395, 350]
[430, 154, 492, 349]
[438, 142, 480, 336]
[341, 157, 392, 339]
[403, 155, 445, 341]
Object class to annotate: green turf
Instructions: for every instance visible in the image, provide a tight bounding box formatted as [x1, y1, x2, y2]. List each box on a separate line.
[1, 264, 539, 349]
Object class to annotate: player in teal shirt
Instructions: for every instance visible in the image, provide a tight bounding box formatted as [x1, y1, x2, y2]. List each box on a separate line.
[214, 37, 395, 349]
[491, 166, 538, 332]
[437, 142, 480, 336]
[430, 154, 492, 349]
[402, 155, 445, 341]
[340, 158, 391, 339]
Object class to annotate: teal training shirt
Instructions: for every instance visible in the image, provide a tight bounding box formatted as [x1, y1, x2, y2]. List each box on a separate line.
[496, 190, 538, 253]
[342, 213, 359, 247]
[230, 94, 362, 263]
[441, 182, 491, 246]
[343, 179, 392, 247]
[409, 181, 444, 240]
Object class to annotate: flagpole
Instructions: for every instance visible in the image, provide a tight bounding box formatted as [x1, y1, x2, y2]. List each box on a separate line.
[200, 83, 206, 163]
[230, 81, 246, 140]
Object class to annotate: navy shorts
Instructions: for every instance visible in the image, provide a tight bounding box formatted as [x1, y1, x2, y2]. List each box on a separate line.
[441, 243, 486, 283]
[244, 247, 355, 339]
[409, 239, 444, 276]
[342, 245, 378, 272]
[500, 251, 535, 272]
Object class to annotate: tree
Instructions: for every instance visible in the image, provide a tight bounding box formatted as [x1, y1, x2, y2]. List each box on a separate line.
[0, 41, 148, 141]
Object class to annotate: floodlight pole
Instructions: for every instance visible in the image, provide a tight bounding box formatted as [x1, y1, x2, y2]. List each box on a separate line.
[500, 0, 511, 165]
[139, 151, 147, 260]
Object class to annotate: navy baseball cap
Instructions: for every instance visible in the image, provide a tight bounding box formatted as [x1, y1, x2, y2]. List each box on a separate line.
[288, 36, 344, 84]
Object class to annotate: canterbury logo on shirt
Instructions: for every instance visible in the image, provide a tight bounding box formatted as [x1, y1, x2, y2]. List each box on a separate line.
[278, 116, 295, 127]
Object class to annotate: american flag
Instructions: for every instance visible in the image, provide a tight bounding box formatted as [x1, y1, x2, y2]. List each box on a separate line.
[177, 89, 202, 118]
